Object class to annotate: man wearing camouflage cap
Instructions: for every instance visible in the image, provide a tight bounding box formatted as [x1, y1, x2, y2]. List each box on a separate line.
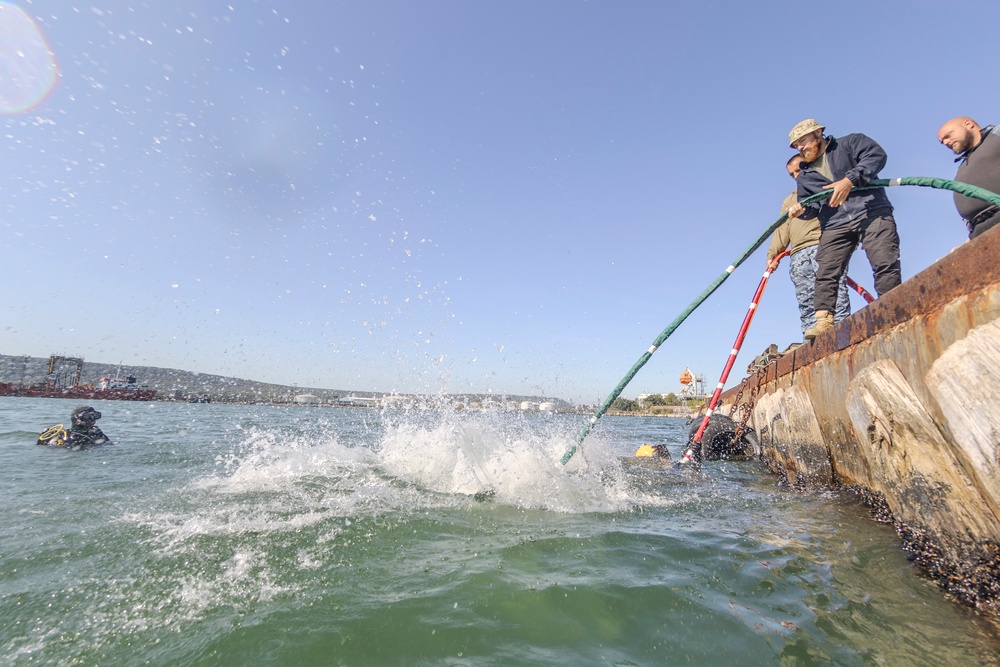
[768, 154, 851, 338]
[786, 119, 901, 340]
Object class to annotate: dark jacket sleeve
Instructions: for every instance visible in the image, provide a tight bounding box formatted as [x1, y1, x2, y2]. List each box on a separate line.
[796, 181, 819, 220]
[840, 133, 887, 186]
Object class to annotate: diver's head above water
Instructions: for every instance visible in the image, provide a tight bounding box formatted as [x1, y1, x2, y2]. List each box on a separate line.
[71, 405, 101, 428]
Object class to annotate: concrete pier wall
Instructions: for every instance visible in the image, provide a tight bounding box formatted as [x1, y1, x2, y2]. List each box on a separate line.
[719, 227, 1000, 616]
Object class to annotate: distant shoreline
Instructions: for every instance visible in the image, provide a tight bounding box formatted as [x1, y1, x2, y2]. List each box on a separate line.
[604, 408, 695, 419]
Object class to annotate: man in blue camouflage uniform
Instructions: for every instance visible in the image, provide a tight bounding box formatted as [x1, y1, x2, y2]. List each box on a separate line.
[768, 155, 850, 337]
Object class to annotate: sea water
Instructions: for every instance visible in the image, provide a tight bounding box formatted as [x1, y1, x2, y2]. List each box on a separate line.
[1, 397, 997, 666]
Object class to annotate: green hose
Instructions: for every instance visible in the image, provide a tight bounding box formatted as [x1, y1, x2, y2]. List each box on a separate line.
[561, 177, 1000, 465]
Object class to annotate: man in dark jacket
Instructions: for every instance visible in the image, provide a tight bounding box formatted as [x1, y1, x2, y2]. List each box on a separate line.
[937, 116, 1000, 239]
[768, 154, 851, 337]
[786, 119, 901, 340]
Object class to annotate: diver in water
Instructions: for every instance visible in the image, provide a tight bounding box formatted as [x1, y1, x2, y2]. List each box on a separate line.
[37, 406, 112, 450]
[629, 442, 672, 469]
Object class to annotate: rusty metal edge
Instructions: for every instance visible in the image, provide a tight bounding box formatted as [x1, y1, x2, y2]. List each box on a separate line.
[721, 223, 1000, 403]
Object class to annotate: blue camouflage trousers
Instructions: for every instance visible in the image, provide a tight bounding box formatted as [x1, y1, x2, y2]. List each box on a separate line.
[789, 245, 851, 335]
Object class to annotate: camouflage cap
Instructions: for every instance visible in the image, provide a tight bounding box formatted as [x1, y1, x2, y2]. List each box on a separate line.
[788, 119, 825, 147]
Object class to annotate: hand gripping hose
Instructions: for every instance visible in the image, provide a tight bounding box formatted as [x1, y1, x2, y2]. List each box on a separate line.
[561, 177, 1000, 465]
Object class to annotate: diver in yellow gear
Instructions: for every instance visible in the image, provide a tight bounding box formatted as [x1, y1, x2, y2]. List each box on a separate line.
[630, 443, 672, 468]
[37, 406, 112, 450]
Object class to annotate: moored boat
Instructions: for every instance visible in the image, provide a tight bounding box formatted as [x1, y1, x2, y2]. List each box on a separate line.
[0, 355, 157, 401]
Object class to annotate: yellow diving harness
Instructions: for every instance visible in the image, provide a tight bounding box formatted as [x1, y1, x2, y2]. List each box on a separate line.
[37, 424, 69, 447]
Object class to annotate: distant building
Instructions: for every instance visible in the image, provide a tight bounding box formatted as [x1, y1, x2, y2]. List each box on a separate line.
[380, 394, 412, 408]
[679, 369, 707, 400]
[294, 394, 322, 405]
[336, 395, 379, 407]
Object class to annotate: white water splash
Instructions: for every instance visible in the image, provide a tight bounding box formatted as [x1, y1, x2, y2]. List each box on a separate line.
[375, 409, 658, 513]
[127, 408, 677, 569]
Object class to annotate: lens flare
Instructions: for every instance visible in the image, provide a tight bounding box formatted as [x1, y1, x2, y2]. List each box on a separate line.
[0, 3, 57, 114]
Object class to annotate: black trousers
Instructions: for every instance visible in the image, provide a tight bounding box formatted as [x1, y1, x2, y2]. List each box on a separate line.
[814, 213, 901, 313]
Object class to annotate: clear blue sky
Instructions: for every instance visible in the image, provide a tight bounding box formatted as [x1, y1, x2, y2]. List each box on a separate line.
[2, 0, 998, 404]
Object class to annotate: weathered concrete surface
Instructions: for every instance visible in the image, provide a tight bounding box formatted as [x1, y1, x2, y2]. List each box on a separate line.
[754, 385, 831, 488]
[719, 225, 1000, 618]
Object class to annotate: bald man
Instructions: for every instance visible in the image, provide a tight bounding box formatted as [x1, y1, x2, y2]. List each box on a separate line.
[938, 116, 1000, 239]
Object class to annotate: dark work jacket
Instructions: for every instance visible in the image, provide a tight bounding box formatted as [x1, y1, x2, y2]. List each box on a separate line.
[796, 134, 894, 229]
[953, 124, 1000, 221]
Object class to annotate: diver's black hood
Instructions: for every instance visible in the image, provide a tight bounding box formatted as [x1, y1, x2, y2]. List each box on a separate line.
[71, 406, 101, 423]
